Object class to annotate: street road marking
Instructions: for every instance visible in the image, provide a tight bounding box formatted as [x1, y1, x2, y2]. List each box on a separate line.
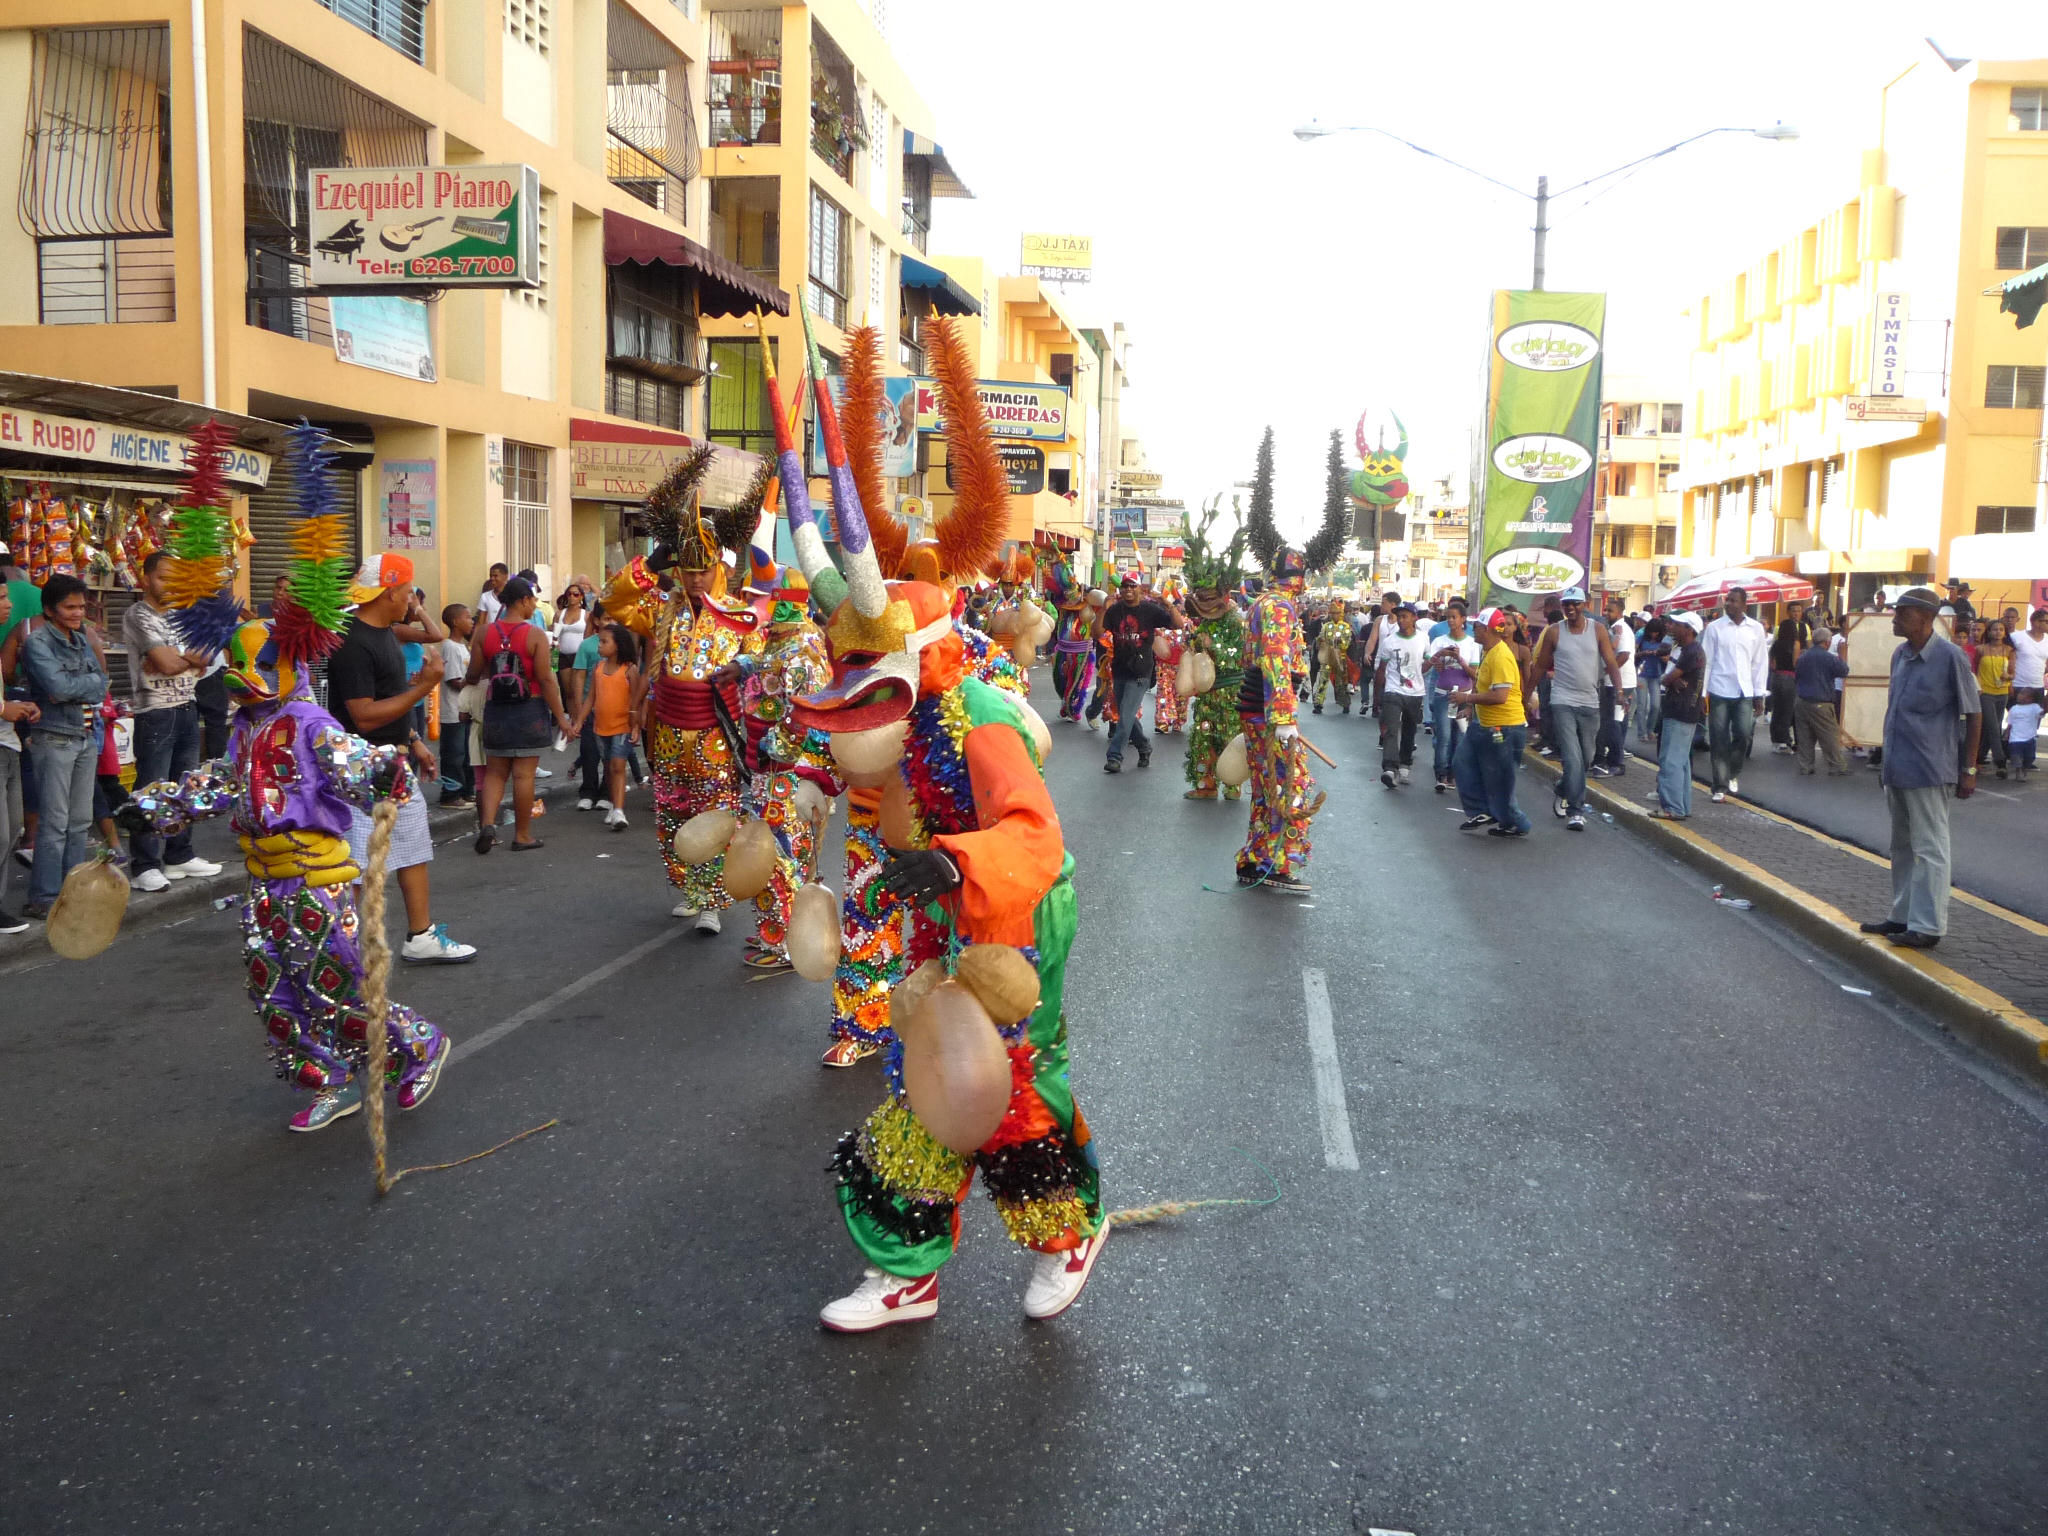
[1302, 968, 1359, 1171]
[455, 928, 687, 1061]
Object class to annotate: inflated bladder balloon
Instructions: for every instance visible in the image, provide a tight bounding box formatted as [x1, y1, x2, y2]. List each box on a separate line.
[889, 958, 949, 1038]
[902, 980, 1011, 1154]
[878, 774, 921, 849]
[788, 883, 842, 981]
[1027, 605, 1055, 643]
[1217, 732, 1251, 787]
[987, 605, 1021, 636]
[721, 817, 779, 900]
[1010, 634, 1040, 668]
[672, 807, 737, 866]
[1019, 701, 1052, 762]
[1174, 651, 1199, 697]
[1192, 654, 1217, 695]
[1152, 630, 1175, 660]
[46, 856, 129, 961]
[831, 720, 910, 787]
[792, 778, 832, 824]
[954, 943, 1041, 1025]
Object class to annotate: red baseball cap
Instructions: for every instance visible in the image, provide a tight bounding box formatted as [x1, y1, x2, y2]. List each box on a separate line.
[347, 551, 415, 604]
[1473, 605, 1510, 631]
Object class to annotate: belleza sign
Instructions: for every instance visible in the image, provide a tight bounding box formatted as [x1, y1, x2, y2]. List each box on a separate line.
[307, 165, 541, 289]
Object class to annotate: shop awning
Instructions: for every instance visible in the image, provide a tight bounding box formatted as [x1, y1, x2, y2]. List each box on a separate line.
[1987, 261, 2048, 329]
[569, 417, 766, 508]
[0, 370, 291, 488]
[602, 209, 789, 318]
[1653, 564, 1814, 614]
[900, 254, 979, 316]
[902, 130, 973, 199]
[1032, 528, 1079, 552]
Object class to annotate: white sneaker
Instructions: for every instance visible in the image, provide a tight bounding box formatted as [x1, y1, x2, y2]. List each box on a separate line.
[164, 857, 223, 880]
[596, 799, 614, 812]
[1396, 765, 1411, 785]
[535, 766, 553, 779]
[672, 899, 699, 919]
[1023, 1226, 1110, 1320]
[576, 798, 594, 812]
[1727, 777, 1740, 795]
[132, 867, 170, 894]
[608, 808, 629, 830]
[694, 910, 722, 935]
[400, 923, 478, 964]
[820, 1267, 939, 1332]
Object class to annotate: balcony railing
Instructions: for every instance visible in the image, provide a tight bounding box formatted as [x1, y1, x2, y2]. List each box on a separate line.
[38, 236, 175, 323]
[314, 0, 427, 64]
[710, 79, 781, 146]
[901, 203, 929, 254]
[607, 67, 698, 215]
[246, 237, 334, 344]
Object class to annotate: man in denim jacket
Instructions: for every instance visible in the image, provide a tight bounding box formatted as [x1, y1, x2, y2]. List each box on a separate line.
[19, 574, 108, 916]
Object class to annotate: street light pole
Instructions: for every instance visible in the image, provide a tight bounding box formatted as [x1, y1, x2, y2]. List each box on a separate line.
[1532, 174, 1548, 292]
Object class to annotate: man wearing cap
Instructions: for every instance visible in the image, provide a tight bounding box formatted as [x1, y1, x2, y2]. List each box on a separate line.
[329, 553, 476, 964]
[1447, 606, 1532, 837]
[1521, 585, 1624, 830]
[1944, 580, 1976, 628]
[1097, 571, 1184, 774]
[1698, 585, 1771, 802]
[1651, 611, 1706, 819]
[1858, 588, 1980, 949]
[1375, 603, 1430, 787]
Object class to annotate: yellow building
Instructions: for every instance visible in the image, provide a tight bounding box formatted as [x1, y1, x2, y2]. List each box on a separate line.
[1591, 378, 1685, 609]
[1676, 44, 2048, 615]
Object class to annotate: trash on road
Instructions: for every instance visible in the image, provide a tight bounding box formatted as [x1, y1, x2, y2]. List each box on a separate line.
[1841, 985, 1873, 996]
[212, 894, 239, 910]
[1709, 884, 1754, 910]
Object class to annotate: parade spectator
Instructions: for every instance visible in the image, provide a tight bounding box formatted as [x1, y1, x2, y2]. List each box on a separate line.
[1634, 616, 1669, 742]
[2007, 696, 2040, 781]
[1944, 580, 1976, 627]
[121, 552, 223, 893]
[1099, 573, 1183, 774]
[1700, 586, 1771, 801]
[1767, 600, 1809, 754]
[1593, 591, 1636, 778]
[1792, 627, 1851, 775]
[1376, 604, 1429, 787]
[1858, 588, 1979, 950]
[1361, 590, 1400, 716]
[565, 623, 640, 830]
[572, 608, 607, 810]
[1449, 605, 1531, 838]
[1651, 611, 1705, 820]
[1424, 606, 1482, 793]
[438, 603, 476, 807]
[1522, 586, 1624, 830]
[19, 575, 107, 918]
[477, 562, 510, 624]
[331, 554, 476, 963]
[465, 576, 572, 848]
[551, 583, 589, 750]
[0, 581, 38, 932]
[1975, 619, 2013, 777]
[2011, 608, 2048, 704]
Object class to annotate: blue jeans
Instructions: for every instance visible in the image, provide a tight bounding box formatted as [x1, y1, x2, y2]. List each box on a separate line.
[1633, 675, 1662, 739]
[1595, 685, 1630, 772]
[1550, 701, 1600, 813]
[1105, 677, 1151, 764]
[1707, 694, 1755, 791]
[128, 702, 200, 872]
[439, 712, 473, 799]
[1429, 691, 1464, 781]
[1474, 722, 1531, 831]
[1657, 716, 1695, 816]
[29, 731, 95, 906]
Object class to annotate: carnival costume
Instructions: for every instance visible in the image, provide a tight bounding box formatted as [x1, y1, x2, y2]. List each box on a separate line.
[1045, 557, 1096, 721]
[1154, 628, 1187, 733]
[1236, 545, 1318, 890]
[778, 304, 1105, 1328]
[1179, 500, 1250, 800]
[117, 424, 449, 1132]
[1313, 602, 1357, 714]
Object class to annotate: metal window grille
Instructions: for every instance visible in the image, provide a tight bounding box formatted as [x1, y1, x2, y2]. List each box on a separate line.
[503, 441, 552, 572]
[606, 1, 699, 214]
[708, 9, 782, 147]
[314, 0, 428, 64]
[605, 369, 688, 431]
[706, 337, 774, 455]
[38, 235, 175, 322]
[807, 186, 848, 327]
[1995, 226, 2048, 270]
[2012, 87, 2046, 132]
[17, 26, 172, 240]
[1975, 505, 2037, 535]
[1986, 365, 2047, 410]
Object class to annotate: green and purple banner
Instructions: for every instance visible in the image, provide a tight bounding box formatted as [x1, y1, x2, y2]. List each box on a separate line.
[1471, 289, 1605, 607]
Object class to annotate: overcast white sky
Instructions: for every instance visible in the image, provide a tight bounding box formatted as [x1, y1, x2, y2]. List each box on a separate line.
[889, 0, 2045, 545]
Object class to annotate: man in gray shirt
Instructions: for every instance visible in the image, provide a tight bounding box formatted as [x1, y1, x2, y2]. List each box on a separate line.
[1522, 585, 1624, 830]
[1858, 588, 1980, 948]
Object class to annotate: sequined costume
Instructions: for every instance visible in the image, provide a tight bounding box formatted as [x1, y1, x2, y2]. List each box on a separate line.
[739, 607, 835, 963]
[648, 595, 765, 909]
[1236, 580, 1316, 881]
[1184, 603, 1247, 798]
[1153, 629, 1187, 733]
[124, 685, 445, 1100]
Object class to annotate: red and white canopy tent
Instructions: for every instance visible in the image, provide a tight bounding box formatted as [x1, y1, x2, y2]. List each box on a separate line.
[1653, 565, 1814, 615]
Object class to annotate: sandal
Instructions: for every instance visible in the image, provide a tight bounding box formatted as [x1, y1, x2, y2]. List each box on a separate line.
[474, 827, 496, 854]
[509, 838, 545, 852]
[1647, 809, 1686, 821]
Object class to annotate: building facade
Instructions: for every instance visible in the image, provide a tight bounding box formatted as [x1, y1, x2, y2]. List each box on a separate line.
[1591, 379, 1684, 609]
[1675, 45, 2048, 616]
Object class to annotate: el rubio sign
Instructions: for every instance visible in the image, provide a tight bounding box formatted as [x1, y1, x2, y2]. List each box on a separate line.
[0, 406, 271, 487]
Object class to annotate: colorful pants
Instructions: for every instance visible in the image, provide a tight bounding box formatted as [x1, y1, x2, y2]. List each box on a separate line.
[1053, 644, 1093, 719]
[1183, 689, 1243, 799]
[831, 866, 1101, 1277]
[747, 768, 821, 953]
[1312, 660, 1353, 711]
[830, 789, 908, 1048]
[650, 722, 743, 909]
[1237, 715, 1315, 878]
[1155, 666, 1185, 733]
[243, 877, 443, 1095]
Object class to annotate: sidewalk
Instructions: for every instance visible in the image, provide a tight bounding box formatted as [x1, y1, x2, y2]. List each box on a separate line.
[1527, 752, 2048, 1090]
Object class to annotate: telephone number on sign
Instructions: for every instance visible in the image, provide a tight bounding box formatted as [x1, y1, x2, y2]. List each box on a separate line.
[405, 254, 519, 277]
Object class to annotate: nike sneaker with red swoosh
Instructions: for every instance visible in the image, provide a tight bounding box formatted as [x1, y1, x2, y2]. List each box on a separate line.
[820, 1268, 940, 1332]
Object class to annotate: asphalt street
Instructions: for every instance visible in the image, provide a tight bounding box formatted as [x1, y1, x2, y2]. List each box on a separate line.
[4, 674, 2047, 1535]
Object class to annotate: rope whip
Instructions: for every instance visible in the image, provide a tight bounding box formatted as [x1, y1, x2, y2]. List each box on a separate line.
[1104, 1146, 1283, 1228]
[358, 800, 557, 1197]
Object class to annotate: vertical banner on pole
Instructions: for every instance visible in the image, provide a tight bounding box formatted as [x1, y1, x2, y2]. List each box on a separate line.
[1473, 289, 1606, 608]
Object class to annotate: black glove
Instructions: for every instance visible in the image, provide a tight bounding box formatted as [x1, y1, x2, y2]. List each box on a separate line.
[113, 802, 153, 839]
[645, 542, 677, 574]
[878, 848, 962, 905]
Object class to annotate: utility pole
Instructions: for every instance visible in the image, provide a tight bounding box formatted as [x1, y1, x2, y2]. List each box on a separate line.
[1531, 174, 1548, 293]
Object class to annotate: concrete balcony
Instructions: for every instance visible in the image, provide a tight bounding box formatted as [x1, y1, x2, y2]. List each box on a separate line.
[1595, 493, 1665, 526]
[1598, 556, 1656, 586]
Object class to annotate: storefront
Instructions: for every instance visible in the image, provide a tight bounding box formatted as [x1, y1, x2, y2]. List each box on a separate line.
[568, 417, 767, 581]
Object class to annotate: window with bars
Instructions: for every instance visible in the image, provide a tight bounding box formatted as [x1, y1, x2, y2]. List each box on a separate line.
[19, 27, 174, 243]
[1995, 227, 2048, 270]
[2011, 87, 2046, 131]
[1660, 403, 1683, 434]
[314, 0, 427, 63]
[1653, 524, 1677, 556]
[502, 441, 552, 571]
[1975, 504, 2037, 535]
[807, 186, 849, 327]
[605, 370, 689, 432]
[707, 337, 774, 455]
[1986, 365, 2046, 409]
[38, 237, 175, 323]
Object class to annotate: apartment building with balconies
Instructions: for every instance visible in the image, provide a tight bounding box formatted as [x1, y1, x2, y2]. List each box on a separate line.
[1592, 378, 1685, 609]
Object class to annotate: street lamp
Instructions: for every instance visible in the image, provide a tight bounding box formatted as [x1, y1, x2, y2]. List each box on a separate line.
[1291, 120, 1799, 290]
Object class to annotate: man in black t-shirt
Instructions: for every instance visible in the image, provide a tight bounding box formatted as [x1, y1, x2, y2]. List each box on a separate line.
[1099, 572, 1185, 773]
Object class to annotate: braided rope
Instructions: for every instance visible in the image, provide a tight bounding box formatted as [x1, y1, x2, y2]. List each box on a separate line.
[359, 801, 399, 1196]
[1104, 1147, 1282, 1228]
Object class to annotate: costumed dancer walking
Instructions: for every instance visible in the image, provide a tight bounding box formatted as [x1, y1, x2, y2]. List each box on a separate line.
[623, 451, 766, 934]
[1181, 500, 1250, 800]
[783, 309, 1105, 1330]
[1236, 544, 1319, 892]
[1154, 590, 1188, 736]
[118, 423, 449, 1132]
[1047, 557, 1096, 720]
[1312, 596, 1357, 715]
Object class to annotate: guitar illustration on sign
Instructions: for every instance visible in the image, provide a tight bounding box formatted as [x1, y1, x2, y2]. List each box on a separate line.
[378, 216, 446, 252]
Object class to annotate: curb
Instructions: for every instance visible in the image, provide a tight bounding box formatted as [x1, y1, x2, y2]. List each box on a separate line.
[1525, 754, 2048, 1090]
[0, 777, 580, 967]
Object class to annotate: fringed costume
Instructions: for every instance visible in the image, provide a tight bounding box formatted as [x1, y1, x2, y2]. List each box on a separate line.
[1236, 547, 1317, 890]
[1179, 498, 1251, 801]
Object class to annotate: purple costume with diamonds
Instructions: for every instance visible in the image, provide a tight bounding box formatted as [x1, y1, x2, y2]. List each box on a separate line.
[127, 689, 446, 1098]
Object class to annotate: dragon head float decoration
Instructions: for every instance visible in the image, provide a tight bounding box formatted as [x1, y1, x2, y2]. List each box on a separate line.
[1350, 410, 1411, 520]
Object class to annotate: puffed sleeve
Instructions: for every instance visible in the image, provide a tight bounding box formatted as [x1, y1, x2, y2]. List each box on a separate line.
[929, 722, 1064, 948]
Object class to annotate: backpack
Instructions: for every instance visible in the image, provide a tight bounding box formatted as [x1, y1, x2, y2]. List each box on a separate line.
[486, 622, 533, 706]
